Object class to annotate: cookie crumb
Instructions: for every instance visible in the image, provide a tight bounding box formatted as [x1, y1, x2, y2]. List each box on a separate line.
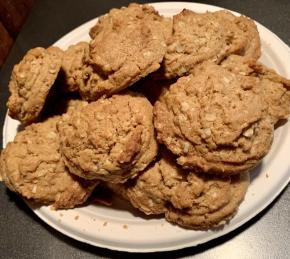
[74, 215, 79, 220]
[59, 213, 63, 217]
[266, 173, 269, 178]
[123, 224, 128, 229]
[103, 221, 108, 226]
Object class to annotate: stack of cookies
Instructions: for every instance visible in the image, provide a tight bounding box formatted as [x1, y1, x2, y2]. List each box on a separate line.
[1, 3, 290, 230]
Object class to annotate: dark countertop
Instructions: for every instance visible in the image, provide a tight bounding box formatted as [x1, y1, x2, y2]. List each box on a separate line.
[0, 0, 289, 258]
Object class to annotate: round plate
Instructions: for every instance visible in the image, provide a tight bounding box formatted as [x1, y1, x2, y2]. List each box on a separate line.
[3, 2, 290, 253]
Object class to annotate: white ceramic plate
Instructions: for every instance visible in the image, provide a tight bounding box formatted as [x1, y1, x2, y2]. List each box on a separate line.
[3, 2, 290, 253]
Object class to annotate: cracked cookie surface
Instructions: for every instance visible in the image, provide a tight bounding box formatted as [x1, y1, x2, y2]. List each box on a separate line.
[57, 92, 158, 183]
[154, 62, 274, 175]
[222, 55, 290, 125]
[81, 3, 167, 100]
[162, 10, 260, 79]
[0, 116, 97, 209]
[7, 47, 63, 124]
[125, 151, 250, 229]
[165, 171, 250, 230]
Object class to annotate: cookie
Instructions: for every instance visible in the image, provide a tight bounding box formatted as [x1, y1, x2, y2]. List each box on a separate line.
[126, 151, 249, 229]
[61, 42, 90, 92]
[81, 3, 167, 100]
[211, 11, 261, 60]
[57, 92, 158, 183]
[165, 172, 250, 230]
[222, 55, 290, 125]
[0, 116, 98, 209]
[7, 46, 63, 124]
[154, 62, 273, 175]
[162, 10, 260, 79]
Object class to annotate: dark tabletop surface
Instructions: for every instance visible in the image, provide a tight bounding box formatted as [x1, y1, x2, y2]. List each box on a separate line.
[0, 0, 289, 258]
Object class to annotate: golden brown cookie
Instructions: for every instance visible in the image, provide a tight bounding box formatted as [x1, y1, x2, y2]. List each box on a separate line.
[57, 92, 158, 183]
[0, 116, 98, 209]
[125, 151, 250, 229]
[154, 62, 273, 175]
[210, 11, 261, 60]
[165, 173, 250, 230]
[7, 47, 63, 124]
[162, 10, 260, 79]
[81, 3, 168, 101]
[222, 55, 290, 125]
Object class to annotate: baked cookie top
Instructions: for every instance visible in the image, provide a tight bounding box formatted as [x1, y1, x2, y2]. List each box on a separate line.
[7, 46, 63, 124]
[57, 92, 158, 183]
[162, 10, 260, 79]
[61, 42, 90, 92]
[0, 116, 97, 209]
[210, 11, 261, 60]
[126, 151, 249, 229]
[165, 172, 250, 230]
[154, 62, 273, 174]
[222, 55, 290, 125]
[80, 3, 168, 100]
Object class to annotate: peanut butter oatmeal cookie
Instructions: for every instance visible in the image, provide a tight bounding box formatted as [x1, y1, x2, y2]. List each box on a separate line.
[222, 55, 290, 125]
[165, 172, 250, 230]
[81, 3, 168, 100]
[7, 47, 63, 124]
[154, 62, 273, 174]
[162, 10, 260, 79]
[125, 151, 249, 229]
[57, 92, 158, 183]
[0, 116, 97, 209]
